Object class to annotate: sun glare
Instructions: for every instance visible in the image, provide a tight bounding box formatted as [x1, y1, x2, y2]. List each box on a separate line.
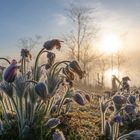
[99, 34, 122, 54]
[105, 68, 119, 79]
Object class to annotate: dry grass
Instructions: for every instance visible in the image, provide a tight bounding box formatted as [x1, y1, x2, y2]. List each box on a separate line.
[60, 95, 101, 140]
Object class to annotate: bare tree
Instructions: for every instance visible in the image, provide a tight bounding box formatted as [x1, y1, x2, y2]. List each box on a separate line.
[17, 35, 42, 51]
[64, 4, 98, 61]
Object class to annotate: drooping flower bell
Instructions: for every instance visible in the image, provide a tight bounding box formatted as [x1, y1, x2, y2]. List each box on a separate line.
[53, 129, 65, 140]
[124, 104, 135, 115]
[62, 66, 74, 81]
[113, 115, 123, 125]
[69, 61, 85, 79]
[118, 130, 140, 140]
[44, 118, 60, 129]
[127, 95, 136, 105]
[35, 82, 48, 100]
[122, 76, 130, 92]
[21, 48, 32, 60]
[43, 39, 63, 50]
[74, 92, 85, 106]
[3, 59, 18, 83]
[112, 95, 126, 111]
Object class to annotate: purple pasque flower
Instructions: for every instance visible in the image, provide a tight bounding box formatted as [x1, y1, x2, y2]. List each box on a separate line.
[127, 130, 140, 139]
[45, 118, 60, 129]
[43, 39, 63, 50]
[35, 82, 48, 100]
[68, 61, 85, 79]
[74, 91, 86, 106]
[113, 95, 126, 105]
[113, 115, 122, 124]
[21, 48, 32, 60]
[3, 59, 18, 83]
[127, 95, 136, 105]
[53, 129, 65, 140]
[112, 95, 126, 111]
[118, 130, 140, 140]
[124, 104, 135, 114]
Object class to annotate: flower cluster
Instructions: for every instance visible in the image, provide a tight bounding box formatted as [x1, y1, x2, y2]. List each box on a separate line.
[0, 39, 86, 140]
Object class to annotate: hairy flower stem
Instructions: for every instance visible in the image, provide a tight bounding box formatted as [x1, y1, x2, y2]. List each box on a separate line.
[47, 97, 55, 116]
[8, 98, 14, 112]
[19, 98, 24, 129]
[35, 101, 44, 112]
[34, 48, 46, 80]
[11, 97, 20, 121]
[57, 87, 69, 116]
[101, 112, 105, 135]
[10, 97, 22, 138]
[30, 103, 35, 123]
[112, 123, 120, 140]
[51, 61, 70, 77]
[21, 58, 26, 75]
[21, 58, 24, 75]
[117, 134, 129, 140]
[1, 101, 10, 126]
[24, 58, 26, 73]
[0, 57, 10, 64]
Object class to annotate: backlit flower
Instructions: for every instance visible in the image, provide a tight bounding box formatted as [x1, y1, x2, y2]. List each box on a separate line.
[53, 129, 65, 140]
[128, 95, 136, 105]
[45, 118, 60, 129]
[21, 48, 32, 60]
[3, 59, 18, 83]
[43, 39, 62, 50]
[74, 92, 85, 106]
[69, 61, 85, 79]
[35, 82, 48, 100]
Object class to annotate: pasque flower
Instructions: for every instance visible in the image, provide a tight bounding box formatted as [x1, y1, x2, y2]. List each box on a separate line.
[21, 48, 32, 60]
[43, 39, 62, 50]
[45, 118, 60, 129]
[124, 104, 135, 114]
[35, 82, 48, 100]
[112, 95, 126, 111]
[53, 129, 65, 140]
[3, 59, 18, 83]
[113, 95, 126, 105]
[69, 61, 85, 79]
[62, 66, 74, 81]
[127, 95, 136, 105]
[118, 130, 140, 140]
[113, 115, 122, 124]
[74, 92, 85, 106]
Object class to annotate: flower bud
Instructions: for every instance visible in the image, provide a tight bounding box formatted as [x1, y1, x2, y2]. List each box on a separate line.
[53, 129, 65, 140]
[35, 82, 48, 100]
[21, 49, 32, 60]
[3, 59, 18, 83]
[45, 118, 60, 129]
[43, 39, 62, 50]
[128, 95, 136, 105]
[69, 61, 85, 79]
[124, 104, 135, 114]
[74, 92, 85, 106]
[113, 115, 122, 124]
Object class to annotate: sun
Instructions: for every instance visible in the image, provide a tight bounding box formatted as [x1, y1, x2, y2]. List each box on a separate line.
[99, 33, 122, 54]
[105, 68, 119, 79]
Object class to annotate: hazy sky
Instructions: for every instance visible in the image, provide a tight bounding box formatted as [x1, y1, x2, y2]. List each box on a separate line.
[0, 0, 140, 85]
